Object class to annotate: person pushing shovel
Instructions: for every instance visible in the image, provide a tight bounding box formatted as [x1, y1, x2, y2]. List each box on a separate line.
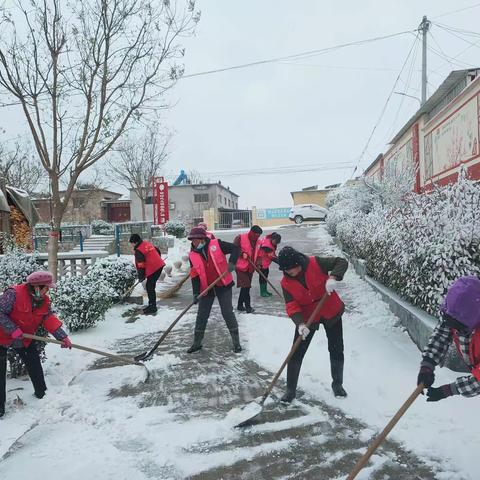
[0, 271, 73, 418]
[187, 227, 242, 354]
[417, 275, 480, 401]
[278, 246, 348, 402]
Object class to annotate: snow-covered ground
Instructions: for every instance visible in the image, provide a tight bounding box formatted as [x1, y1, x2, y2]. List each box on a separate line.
[0, 226, 476, 479]
[241, 226, 477, 479]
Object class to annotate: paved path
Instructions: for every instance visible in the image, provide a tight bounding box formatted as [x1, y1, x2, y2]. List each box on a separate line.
[113, 225, 436, 479]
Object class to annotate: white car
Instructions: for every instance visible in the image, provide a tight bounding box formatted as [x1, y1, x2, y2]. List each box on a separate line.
[289, 204, 327, 224]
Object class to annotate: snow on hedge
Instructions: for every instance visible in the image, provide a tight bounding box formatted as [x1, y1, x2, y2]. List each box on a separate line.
[88, 257, 137, 300]
[327, 169, 480, 315]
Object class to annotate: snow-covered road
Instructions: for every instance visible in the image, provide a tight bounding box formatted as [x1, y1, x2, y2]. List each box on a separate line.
[0, 225, 476, 479]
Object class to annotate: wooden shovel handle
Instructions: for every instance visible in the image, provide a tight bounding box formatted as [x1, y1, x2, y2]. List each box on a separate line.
[22, 333, 141, 366]
[260, 293, 329, 405]
[346, 383, 425, 480]
[247, 257, 283, 298]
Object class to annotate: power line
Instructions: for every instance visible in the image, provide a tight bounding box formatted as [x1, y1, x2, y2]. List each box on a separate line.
[181, 29, 416, 79]
[349, 33, 420, 179]
[433, 2, 480, 19]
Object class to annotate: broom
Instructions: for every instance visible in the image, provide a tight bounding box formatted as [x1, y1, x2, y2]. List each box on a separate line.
[158, 271, 190, 299]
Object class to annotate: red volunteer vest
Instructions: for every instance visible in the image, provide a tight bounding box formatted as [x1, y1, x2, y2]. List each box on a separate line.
[0, 284, 62, 347]
[189, 239, 233, 291]
[236, 233, 259, 272]
[257, 236, 277, 269]
[135, 241, 165, 277]
[281, 256, 344, 324]
[452, 329, 480, 381]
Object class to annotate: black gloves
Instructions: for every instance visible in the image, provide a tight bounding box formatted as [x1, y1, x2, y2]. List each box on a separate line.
[426, 385, 452, 402]
[417, 366, 435, 388]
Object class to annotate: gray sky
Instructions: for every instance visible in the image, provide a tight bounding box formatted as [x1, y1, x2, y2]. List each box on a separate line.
[162, 0, 480, 208]
[1, 1, 480, 209]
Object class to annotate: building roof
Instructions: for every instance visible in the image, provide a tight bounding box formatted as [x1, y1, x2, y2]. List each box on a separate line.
[59, 188, 123, 197]
[169, 182, 240, 198]
[290, 188, 330, 199]
[364, 153, 383, 176]
[389, 68, 480, 145]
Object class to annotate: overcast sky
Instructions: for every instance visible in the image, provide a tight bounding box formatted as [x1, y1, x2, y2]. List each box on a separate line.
[161, 0, 480, 208]
[2, 0, 480, 209]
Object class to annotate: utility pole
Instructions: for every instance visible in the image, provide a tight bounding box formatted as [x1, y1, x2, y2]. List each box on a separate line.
[420, 15, 431, 105]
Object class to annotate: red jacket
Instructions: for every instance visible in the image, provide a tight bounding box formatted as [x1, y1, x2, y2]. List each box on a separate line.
[257, 236, 277, 269]
[236, 233, 259, 272]
[281, 256, 343, 324]
[135, 241, 165, 277]
[190, 239, 233, 291]
[0, 284, 62, 348]
[453, 329, 480, 381]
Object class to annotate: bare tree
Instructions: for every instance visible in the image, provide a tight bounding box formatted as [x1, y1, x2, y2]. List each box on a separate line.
[0, 0, 199, 278]
[187, 169, 210, 184]
[0, 142, 45, 194]
[109, 126, 170, 221]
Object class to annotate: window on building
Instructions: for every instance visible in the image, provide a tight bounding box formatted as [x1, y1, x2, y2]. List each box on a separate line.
[218, 194, 222, 204]
[194, 193, 209, 203]
[145, 196, 153, 205]
[228, 199, 231, 207]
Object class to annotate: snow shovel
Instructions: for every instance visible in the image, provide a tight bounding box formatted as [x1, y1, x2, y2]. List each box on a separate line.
[228, 293, 329, 428]
[134, 270, 230, 362]
[22, 333, 144, 366]
[158, 272, 190, 299]
[346, 383, 425, 480]
[247, 258, 282, 298]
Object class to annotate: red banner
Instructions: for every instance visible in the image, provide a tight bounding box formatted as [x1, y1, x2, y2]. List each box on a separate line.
[152, 177, 169, 225]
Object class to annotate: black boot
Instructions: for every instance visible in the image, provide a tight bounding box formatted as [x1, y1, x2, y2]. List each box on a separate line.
[143, 305, 157, 315]
[330, 358, 347, 397]
[34, 390, 46, 399]
[244, 289, 254, 313]
[281, 360, 302, 403]
[230, 329, 242, 353]
[187, 330, 204, 353]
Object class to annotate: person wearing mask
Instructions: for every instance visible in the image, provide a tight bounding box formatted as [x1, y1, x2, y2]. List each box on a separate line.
[129, 234, 165, 315]
[0, 271, 72, 418]
[234, 225, 263, 313]
[187, 227, 241, 353]
[278, 246, 348, 402]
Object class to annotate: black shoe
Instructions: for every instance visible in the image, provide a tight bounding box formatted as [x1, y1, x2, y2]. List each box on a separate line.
[0, 404, 4, 417]
[332, 382, 347, 398]
[143, 305, 158, 315]
[187, 343, 203, 354]
[237, 305, 246, 312]
[245, 307, 255, 314]
[34, 390, 46, 399]
[233, 344, 242, 353]
[280, 389, 296, 403]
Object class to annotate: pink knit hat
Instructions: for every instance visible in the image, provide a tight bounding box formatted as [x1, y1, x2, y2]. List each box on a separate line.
[26, 271, 56, 288]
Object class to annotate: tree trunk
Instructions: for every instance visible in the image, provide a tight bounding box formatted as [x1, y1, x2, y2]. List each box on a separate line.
[141, 198, 146, 222]
[47, 218, 61, 282]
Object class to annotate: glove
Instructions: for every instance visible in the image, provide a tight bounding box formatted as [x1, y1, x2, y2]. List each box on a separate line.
[227, 262, 236, 272]
[241, 252, 249, 260]
[11, 328, 23, 340]
[426, 385, 453, 402]
[193, 294, 199, 304]
[297, 324, 310, 340]
[325, 277, 338, 295]
[61, 337, 72, 349]
[417, 366, 435, 388]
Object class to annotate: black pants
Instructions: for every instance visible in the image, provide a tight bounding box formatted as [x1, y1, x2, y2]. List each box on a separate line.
[237, 287, 252, 309]
[0, 342, 47, 407]
[259, 268, 269, 285]
[146, 268, 163, 307]
[194, 287, 239, 337]
[287, 318, 344, 390]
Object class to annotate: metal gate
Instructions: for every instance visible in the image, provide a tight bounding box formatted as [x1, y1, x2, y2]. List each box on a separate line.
[217, 209, 252, 230]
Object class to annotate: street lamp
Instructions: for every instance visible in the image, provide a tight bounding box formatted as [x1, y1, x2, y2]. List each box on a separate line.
[393, 92, 422, 105]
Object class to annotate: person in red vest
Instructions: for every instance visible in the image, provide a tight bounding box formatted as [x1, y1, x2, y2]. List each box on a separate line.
[234, 225, 263, 313]
[129, 234, 165, 315]
[197, 222, 216, 239]
[256, 232, 281, 297]
[278, 246, 348, 402]
[187, 227, 241, 353]
[417, 276, 480, 401]
[0, 271, 72, 418]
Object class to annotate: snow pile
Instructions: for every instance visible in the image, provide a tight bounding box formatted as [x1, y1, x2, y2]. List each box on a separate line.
[327, 169, 480, 315]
